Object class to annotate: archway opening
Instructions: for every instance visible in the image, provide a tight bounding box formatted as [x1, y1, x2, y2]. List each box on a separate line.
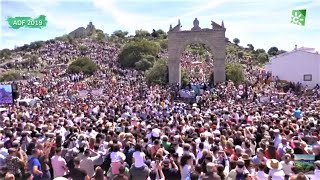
[180, 42, 214, 87]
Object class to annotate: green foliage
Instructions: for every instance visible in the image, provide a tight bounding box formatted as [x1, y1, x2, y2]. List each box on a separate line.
[247, 44, 254, 51]
[135, 29, 150, 38]
[237, 51, 244, 59]
[255, 48, 266, 54]
[145, 58, 189, 86]
[55, 35, 69, 42]
[79, 45, 87, 51]
[0, 49, 11, 60]
[145, 59, 168, 85]
[233, 38, 240, 45]
[156, 29, 166, 35]
[151, 29, 160, 38]
[79, 45, 88, 55]
[159, 39, 168, 49]
[268, 46, 279, 56]
[187, 43, 208, 56]
[95, 31, 106, 43]
[0, 71, 21, 82]
[181, 69, 190, 87]
[226, 44, 237, 55]
[226, 63, 244, 84]
[135, 59, 153, 71]
[67, 56, 98, 75]
[118, 39, 160, 68]
[112, 30, 129, 39]
[257, 53, 269, 64]
[21, 55, 39, 67]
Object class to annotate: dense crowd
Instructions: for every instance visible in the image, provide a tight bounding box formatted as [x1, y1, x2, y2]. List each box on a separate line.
[0, 39, 320, 180]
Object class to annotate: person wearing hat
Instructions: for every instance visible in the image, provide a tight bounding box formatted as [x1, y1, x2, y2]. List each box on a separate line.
[280, 154, 294, 179]
[266, 159, 285, 180]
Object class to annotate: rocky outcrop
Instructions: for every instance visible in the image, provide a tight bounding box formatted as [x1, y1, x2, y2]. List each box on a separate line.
[68, 22, 96, 38]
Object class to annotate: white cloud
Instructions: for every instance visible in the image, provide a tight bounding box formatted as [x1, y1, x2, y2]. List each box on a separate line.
[92, 0, 233, 33]
[19, 0, 86, 32]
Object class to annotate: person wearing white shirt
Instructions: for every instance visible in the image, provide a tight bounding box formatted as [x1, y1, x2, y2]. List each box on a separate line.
[0, 142, 8, 157]
[266, 159, 285, 180]
[151, 126, 161, 141]
[280, 154, 294, 178]
[110, 144, 126, 175]
[132, 144, 146, 168]
[80, 149, 101, 177]
[51, 148, 68, 178]
[255, 163, 268, 180]
[310, 160, 320, 180]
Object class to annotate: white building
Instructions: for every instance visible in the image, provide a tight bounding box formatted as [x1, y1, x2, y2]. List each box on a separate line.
[266, 46, 320, 88]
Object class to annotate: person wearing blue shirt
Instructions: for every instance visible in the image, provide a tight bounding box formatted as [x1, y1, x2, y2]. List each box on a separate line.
[28, 149, 43, 180]
[294, 108, 302, 119]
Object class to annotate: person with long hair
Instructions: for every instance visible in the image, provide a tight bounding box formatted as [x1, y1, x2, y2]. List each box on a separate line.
[92, 166, 106, 180]
[180, 154, 193, 180]
[217, 164, 226, 180]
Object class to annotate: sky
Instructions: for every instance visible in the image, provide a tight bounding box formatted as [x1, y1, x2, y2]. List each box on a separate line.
[0, 0, 320, 51]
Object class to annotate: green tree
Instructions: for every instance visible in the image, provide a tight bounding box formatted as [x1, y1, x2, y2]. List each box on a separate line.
[22, 55, 39, 67]
[0, 71, 21, 82]
[145, 58, 189, 86]
[0, 49, 11, 60]
[247, 44, 254, 51]
[135, 59, 153, 71]
[29, 41, 45, 50]
[67, 56, 98, 75]
[145, 58, 168, 85]
[181, 69, 190, 87]
[226, 44, 237, 55]
[233, 38, 240, 45]
[151, 29, 160, 38]
[226, 63, 244, 84]
[159, 39, 168, 49]
[95, 32, 106, 43]
[156, 29, 166, 35]
[118, 39, 160, 68]
[112, 30, 129, 39]
[255, 48, 266, 54]
[268, 46, 279, 56]
[135, 29, 150, 38]
[257, 53, 269, 64]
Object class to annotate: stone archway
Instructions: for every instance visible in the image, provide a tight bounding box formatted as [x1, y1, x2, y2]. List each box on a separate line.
[168, 18, 226, 85]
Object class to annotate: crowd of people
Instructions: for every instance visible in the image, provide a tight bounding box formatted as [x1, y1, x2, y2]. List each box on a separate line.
[0, 38, 320, 180]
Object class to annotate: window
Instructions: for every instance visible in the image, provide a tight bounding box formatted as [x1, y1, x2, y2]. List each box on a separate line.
[303, 74, 312, 81]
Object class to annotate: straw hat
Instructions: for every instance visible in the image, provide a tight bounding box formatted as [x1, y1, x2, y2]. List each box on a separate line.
[266, 159, 282, 170]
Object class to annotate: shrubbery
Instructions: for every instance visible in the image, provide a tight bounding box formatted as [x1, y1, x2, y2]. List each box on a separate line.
[118, 39, 160, 69]
[0, 71, 22, 82]
[67, 56, 98, 75]
[145, 58, 189, 86]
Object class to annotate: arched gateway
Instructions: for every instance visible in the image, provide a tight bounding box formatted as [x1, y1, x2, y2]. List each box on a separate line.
[168, 18, 227, 85]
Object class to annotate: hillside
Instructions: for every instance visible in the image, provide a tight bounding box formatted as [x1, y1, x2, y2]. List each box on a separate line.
[0, 23, 287, 80]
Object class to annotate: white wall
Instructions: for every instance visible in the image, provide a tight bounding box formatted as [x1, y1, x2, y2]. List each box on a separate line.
[266, 51, 320, 88]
